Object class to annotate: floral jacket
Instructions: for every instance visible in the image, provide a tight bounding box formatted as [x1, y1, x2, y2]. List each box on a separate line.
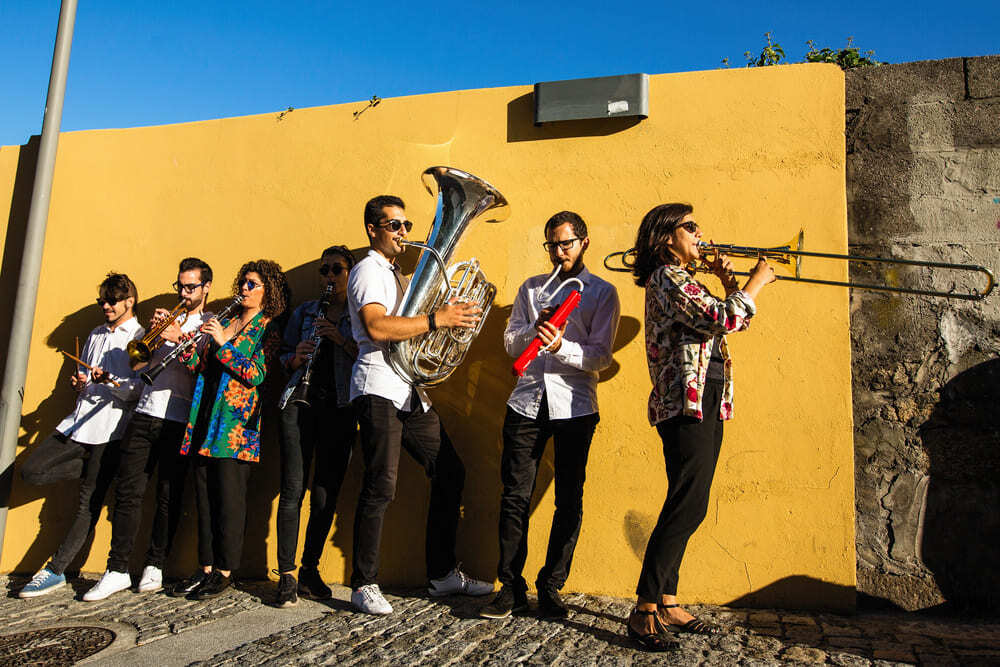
[645, 264, 756, 425]
[179, 312, 282, 462]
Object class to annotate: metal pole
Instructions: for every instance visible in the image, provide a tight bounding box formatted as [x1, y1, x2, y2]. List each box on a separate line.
[0, 0, 79, 561]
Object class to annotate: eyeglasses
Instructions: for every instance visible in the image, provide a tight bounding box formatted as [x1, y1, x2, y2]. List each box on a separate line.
[377, 219, 413, 233]
[319, 263, 347, 277]
[95, 297, 120, 307]
[241, 279, 263, 291]
[172, 281, 205, 293]
[542, 238, 582, 252]
[675, 221, 700, 234]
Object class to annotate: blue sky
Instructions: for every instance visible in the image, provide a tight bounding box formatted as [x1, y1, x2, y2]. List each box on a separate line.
[1, 1, 998, 147]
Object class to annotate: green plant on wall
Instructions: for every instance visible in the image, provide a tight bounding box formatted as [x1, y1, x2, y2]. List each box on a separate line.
[726, 33, 883, 70]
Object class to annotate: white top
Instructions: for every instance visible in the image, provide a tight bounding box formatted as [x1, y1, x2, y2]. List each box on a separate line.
[504, 266, 621, 420]
[134, 310, 213, 423]
[56, 316, 145, 444]
[348, 249, 431, 411]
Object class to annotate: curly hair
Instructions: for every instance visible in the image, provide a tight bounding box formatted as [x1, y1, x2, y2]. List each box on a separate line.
[632, 203, 694, 287]
[232, 259, 289, 319]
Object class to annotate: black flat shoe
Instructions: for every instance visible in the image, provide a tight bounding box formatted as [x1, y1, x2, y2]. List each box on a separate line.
[169, 570, 208, 597]
[626, 608, 678, 652]
[191, 570, 231, 600]
[537, 587, 568, 619]
[659, 603, 720, 635]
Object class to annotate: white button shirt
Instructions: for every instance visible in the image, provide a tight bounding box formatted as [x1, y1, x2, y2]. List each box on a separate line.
[56, 316, 145, 444]
[134, 310, 212, 423]
[504, 266, 620, 420]
[348, 250, 431, 411]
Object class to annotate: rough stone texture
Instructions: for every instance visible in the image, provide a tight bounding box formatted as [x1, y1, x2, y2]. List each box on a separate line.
[3, 576, 999, 664]
[846, 56, 1000, 612]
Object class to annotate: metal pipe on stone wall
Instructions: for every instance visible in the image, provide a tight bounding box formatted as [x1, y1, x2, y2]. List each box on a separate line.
[0, 0, 79, 561]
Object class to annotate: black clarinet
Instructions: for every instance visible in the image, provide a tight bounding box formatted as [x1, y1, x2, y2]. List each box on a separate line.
[140, 295, 244, 385]
[284, 283, 334, 409]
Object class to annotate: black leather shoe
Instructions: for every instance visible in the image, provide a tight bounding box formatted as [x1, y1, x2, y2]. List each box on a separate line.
[168, 570, 208, 597]
[480, 585, 529, 619]
[297, 566, 332, 600]
[537, 587, 568, 619]
[191, 570, 231, 600]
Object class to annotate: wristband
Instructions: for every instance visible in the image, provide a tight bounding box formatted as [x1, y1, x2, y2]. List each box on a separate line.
[428, 312, 437, 332]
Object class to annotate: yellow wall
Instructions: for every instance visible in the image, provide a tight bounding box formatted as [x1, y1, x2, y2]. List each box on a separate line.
[0, 62, 855, 609]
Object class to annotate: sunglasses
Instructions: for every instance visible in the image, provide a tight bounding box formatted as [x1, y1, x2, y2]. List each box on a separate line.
[675, 221, 700, 234]
[173, 281, 205, 293]
[319, 263, 347, 277]
[377, 219, 413, 233]
[542, 238, 582, 252]
[95, 297, 120, 307]
[241, 279, 263, 291]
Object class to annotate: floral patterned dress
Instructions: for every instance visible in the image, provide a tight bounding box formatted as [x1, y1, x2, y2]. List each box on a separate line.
[179, 311, 282, 462]
[645, 264, 757, 425]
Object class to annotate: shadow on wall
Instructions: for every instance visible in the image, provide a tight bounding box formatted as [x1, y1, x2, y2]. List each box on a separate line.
[918, 358, 1000, 613]
[506, 93, 642, 143]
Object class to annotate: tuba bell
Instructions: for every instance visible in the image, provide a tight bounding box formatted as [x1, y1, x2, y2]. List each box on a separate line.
[388, 166, 509, 386]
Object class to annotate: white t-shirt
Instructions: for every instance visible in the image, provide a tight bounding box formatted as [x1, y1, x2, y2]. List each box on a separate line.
[347, 249, 431, 411]
[134, 310, 213, 423]
[56, 317, 145, 444]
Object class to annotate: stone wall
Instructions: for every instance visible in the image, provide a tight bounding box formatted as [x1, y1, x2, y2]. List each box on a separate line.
[846, 56, 1000, 611]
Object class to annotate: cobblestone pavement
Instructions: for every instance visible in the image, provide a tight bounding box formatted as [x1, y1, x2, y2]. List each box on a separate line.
[1, 575, 998, 665]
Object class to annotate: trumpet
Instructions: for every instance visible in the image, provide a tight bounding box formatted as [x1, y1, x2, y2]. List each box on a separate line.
[604, 230, 995, 301]
[127, 302, 188, 369]
[140, 295, 244, 385]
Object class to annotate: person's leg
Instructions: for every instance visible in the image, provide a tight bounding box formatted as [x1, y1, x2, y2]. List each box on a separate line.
[350, 396, 403, 589]
[20, 432, 85, 486]
[536, 412, 599, 592]
[496, 407, 549, 592]
[106, 414, 159, 573]
[48, 441, 120, 574]
[192, 456, 214, 569]
[399, 406, 466, 581]
[214, 459, 252, 574]
[144, 422, 189, 569]
[301, 403, 356, 570]
[276, 403, 310, 574]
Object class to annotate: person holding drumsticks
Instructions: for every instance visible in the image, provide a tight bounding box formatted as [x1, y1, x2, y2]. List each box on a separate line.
[625, 204, 774, 651]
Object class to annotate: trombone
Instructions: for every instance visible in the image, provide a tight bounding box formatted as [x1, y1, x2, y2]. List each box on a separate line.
[603, 230, 995, 301]
[127, 302, 188, 369]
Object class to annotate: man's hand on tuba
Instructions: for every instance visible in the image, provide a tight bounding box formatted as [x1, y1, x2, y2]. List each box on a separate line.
[436, 300, 482, 329]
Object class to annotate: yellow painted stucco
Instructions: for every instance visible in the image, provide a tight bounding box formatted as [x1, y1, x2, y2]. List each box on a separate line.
[0, 62, 854, 609]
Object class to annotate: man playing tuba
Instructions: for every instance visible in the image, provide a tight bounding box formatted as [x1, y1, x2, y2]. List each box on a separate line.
[346, 195, 493, 615]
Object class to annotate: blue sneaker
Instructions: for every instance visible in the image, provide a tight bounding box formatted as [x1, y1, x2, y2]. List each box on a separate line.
[19, 567, 66, 598]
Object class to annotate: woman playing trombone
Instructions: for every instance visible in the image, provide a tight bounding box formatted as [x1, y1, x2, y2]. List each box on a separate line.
[170, 260, 287, 599]
[625, 204, 774, 651]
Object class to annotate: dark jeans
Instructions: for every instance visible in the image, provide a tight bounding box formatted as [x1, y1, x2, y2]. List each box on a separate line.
[276, 400, 356, 573]
[193, 456, 253, 572]
[635, 381, 724, 600]
[107, 413, 186, 572]
[350, 394, 465, 588]
[144, 442, 193, 569]
[21, 432, 121, 575]
[497, 396, 599, 593]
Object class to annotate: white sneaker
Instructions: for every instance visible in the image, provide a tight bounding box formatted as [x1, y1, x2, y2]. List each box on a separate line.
[428, 566, 494, 597]
[137, 565, 163, 593]
[83, 570, 132, 601]
[351, 584, 393, 615]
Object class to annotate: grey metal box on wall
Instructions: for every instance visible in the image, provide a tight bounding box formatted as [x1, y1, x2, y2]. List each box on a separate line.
[533, 73, 649, 125]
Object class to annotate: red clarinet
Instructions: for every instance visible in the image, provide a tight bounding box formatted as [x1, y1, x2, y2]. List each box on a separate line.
[512, 289, 582, 377]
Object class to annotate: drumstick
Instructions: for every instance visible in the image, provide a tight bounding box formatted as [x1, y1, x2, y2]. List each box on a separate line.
[74, 337, 81, 374]
[60, 350, 121, 387]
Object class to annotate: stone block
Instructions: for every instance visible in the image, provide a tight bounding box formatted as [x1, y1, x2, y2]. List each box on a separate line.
[966, 55, 1000, 99]
[846, 59, 966, 108]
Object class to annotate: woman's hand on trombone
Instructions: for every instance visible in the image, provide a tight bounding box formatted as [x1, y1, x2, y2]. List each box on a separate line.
[703, 246, 739, 294]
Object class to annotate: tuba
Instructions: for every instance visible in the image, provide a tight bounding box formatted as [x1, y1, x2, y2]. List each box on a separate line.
[388, 166, 509, 386]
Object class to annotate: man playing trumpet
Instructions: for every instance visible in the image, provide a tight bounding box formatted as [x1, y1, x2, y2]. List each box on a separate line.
[19, 272, 144, 598]
[82, 258, 214, 601]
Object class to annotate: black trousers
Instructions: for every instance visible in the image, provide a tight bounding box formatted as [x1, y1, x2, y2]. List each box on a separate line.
[193, 456, 253, 572]
[20, 433, 121, 575]
[497, 396, 599, 593]
[635, 380, 724, 600]
[144, 441, 192, 569]
[106, 413, 186, 572]
[350, 394, 465, 588]
[276, 399, 356, 573]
